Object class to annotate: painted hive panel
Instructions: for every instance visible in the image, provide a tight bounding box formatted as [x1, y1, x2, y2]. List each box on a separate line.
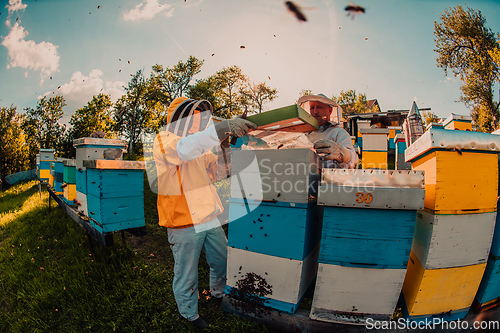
[228, 199, 322, 261]
[63, 184, 76, 202]
[75, 169, 87, 193]
[225, 245, 319, 314]
[361, 151, 387, 169]
[320, 207, 416, 269]
[475, 256, 500, 308]
[310, 263, 407, 324]
[412, 151, 497, 214]
[87, 194, 145, 232]
[63, 165, 76, 184]
[231, 149, 320, 204]
[402, 251, 486, 319]
[411, 211, 495, 269]
[86, 169, 144, 198]
[361, 133, 389, 152]
[76, 191, 87, 215]
[245, 104, 319, 132]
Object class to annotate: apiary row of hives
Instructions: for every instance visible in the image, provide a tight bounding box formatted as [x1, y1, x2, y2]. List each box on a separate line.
[36, 138, 147, 235]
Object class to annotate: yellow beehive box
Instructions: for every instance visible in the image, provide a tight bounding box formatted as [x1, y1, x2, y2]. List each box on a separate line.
[361, 151, 387, 170]
[63, 183, 77, 201]
[406, 128, 500, 214]
[402, 251, 486, 320]
[443, 113, 472, 131]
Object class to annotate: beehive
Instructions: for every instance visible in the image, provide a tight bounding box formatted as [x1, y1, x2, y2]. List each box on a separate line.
[405, 128, 500, 214]
[226, 148, 322, 313]
[48, 162, 55, 188]
[395, 133, 411, 170]
[38, 149, 54, 183]
[73, 138, 126, 216]
[62, 159, 76, 205]
[443, 113, 472, 131]
[50, 158, 65, 195]
[360, 128, 389, 169]
[356, 120, 371, 149]
[387, 126, 402, 150]
[310, 169, 424, 324]
[84, 159, 146, 233]
[401, 252, 486, 323]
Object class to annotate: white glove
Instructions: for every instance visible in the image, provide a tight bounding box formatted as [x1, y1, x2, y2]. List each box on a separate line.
[313, 139, 352, 164]
[215, 118, 258, 140]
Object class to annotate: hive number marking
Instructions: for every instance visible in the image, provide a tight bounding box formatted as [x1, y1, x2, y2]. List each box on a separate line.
[355, 192, 373, 204]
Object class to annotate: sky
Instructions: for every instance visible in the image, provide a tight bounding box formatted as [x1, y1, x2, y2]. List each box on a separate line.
[0, 0, 499, 125]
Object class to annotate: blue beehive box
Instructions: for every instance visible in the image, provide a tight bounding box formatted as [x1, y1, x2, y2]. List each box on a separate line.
[51, 158, 65, 194]
[83, 159, 146, 234]
[73, 138, 127, 216]
[310, 169, 425, 325]
[226, 148, 322, 314]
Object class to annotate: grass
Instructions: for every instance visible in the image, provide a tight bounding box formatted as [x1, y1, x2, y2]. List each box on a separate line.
[0, 179, 279, 333]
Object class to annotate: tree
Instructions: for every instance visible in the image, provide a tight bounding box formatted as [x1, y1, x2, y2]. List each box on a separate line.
[22, 95, 66, 164]
[149, 56, 204, 106]
[422, 111, 441, 126]
[114, 69, 151, 156]
[189, 65, 248, 118]
[0, 106, 29, 184]
[332, 90, 379, 114]
[70, 94, 116, 139]
[434, 5, 500, 132]
[239, 81, 278, 113]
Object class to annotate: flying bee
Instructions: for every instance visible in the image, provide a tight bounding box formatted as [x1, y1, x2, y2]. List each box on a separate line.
[345, 3, 365, 19]
[285, 1, 307, 22]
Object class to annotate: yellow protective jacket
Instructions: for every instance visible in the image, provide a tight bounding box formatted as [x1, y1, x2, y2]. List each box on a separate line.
[153, 130, 223, 229]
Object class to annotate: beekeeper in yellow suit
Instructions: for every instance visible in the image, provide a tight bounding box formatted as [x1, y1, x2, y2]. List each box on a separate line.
[153, 97, 257, 329]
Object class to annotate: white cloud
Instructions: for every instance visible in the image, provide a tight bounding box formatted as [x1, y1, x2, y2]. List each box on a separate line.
[6, 0, 27, 14]
[439, 77, 454, 83]
[123, 0, 173, 21]
[1, 22, 59, 83]
[42, 69, 125, 111]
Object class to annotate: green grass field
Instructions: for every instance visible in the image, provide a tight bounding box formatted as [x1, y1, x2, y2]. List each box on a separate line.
[0, 180, 277, 333]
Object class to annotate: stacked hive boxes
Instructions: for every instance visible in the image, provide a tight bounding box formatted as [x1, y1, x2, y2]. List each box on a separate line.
[360, 128, 389, 169]
[387, 126, 402, 150]
[226, 148, 323, 313]
[474, 153, 500, 312]
[356, 120, 371, 149]
[401, 128, 500, 322]
[73, 138, 127, 216]
[38, 149, 54, 183]
[443, 113, 472, 131]
[310, 169, 424, 324]
[84, 159, 146, 234]
[50, 158, 65, 195]
[62, 159, 76, 205]
[395, 133, 412, 170]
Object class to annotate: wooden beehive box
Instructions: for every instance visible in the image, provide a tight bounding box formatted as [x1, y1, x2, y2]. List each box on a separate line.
[245, 104, 319, 132]
[73, 138, 126, 216]
[406, 128, 500, 214]
[360, 128, 389, 169]
[388, 126, 402, 150]
[474, 255, 500, 312]
[63, 159, 76, 184]
[51, 158, 65, 195]
[230, 148, 320, 204]
[310, 169, 424, 324]
[443, 113, 472, 131]
[39, 148, 55, 161]
[411, 210, 495, 269]
[401, 251, 486, 323]
[83, 160, 145, 233]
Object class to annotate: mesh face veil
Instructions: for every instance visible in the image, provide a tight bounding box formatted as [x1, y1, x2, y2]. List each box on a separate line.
[167, 99, 213, 137]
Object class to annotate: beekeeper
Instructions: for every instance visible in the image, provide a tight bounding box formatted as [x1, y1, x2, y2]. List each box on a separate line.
[153, 97, 257, 329]
[298, 94, 358, 169]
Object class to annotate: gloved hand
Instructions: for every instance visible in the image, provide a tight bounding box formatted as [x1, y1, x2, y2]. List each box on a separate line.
[215, 118, 258, 141]
[313, 139, 352, 164]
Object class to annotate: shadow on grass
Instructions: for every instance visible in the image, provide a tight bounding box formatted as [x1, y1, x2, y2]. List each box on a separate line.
[0, 183, 40, 215]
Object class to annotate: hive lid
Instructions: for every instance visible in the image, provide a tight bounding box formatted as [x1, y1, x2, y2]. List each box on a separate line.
[405, 128, 500, 162]
[73, 137, 127, 148]
[245, 104, 319, 132]
[443, 113, 472, 126]
[321, 169, 424, 188]
[40, 148, 55, 153]
[83, 159, 146, 170]
[63, 159, 76, 166]
[359, 128, 390, 135]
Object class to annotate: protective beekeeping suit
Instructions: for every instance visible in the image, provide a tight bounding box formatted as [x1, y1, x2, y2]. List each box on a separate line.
[298, 93, 358, 169]
[153, 97, 257, 328]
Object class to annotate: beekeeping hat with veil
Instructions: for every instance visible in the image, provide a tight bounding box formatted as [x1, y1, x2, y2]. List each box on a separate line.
[297, 93, 343, 125]
[166, 97, 214, 137]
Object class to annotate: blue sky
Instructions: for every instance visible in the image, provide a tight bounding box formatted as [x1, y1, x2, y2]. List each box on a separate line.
[0, 0, 499, 124]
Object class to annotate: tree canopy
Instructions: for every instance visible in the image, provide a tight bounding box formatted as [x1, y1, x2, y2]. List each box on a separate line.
[434, 5, 500, 132]
[332, 90, 380, 114]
